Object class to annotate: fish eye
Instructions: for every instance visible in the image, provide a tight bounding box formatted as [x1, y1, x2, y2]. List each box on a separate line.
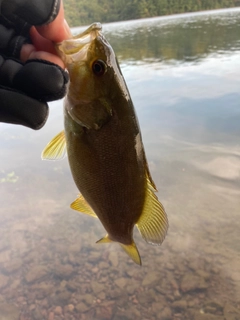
[92, 60, 107, 76]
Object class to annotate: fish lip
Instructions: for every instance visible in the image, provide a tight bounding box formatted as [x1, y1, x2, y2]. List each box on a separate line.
[73, 22, 102, 39]
[55, 22, 103, 59]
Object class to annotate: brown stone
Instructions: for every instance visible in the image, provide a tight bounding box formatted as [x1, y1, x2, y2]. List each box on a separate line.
[25, 266, 48, 284]
[54, 306, 62, 315]
[48, 312, 54, 320]
[0, 274, 9, 289]
[142, 272, 160, 286]
[180, 274, 208, 293]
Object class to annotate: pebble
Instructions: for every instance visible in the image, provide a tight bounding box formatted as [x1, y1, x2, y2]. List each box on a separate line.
[54, 306, 62, 315]
[160, 307, 172, 320]
[0, 274, 9, 289]
[109, 251, 119, 267]
[142, 272, 160, 286]
[0, 303, 20, 320]
[194, 312, 224, 320]
[67, 304, 75, 312]
[114, 277, 127, 289]
[172, 299, 188, 311]
[24, 266, 48, 284]
[54, 264, 74, 279]
[180, 274, 208, 292]
[2, 258, 23, 274]
[48, 311, 55, 320]
[91, 281, 105, 294]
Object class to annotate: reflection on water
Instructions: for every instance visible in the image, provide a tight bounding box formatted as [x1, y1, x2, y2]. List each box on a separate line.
[0, 8, 240, 320]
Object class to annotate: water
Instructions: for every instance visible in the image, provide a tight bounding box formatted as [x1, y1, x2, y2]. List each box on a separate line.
[0, 8, 240, 320]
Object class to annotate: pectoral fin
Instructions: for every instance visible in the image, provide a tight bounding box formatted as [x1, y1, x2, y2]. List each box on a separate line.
[71, 195, 97, 218]
[136, 176, 168, 245]
[41, 131, 66, 160]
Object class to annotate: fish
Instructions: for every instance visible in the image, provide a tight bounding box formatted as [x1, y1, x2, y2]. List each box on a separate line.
[42, 23, 168, 265]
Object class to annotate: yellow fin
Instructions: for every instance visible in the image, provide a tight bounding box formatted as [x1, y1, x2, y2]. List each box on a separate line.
[96, 236, 142, 265]
[120, 242, 142, 266]
[96, 234, 112, 244]
[143, 148, 157, 191]
[136, 178, 168, 245]
[41, 131, 66, 160]
[70, 195, 97, 218]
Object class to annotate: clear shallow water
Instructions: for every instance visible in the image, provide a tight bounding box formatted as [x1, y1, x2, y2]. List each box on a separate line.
[0, 8, 240, 320]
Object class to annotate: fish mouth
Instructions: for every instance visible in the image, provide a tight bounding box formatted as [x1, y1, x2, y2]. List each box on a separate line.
[55, 22, 103, 63]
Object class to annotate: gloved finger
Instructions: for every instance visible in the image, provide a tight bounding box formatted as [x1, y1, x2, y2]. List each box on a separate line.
[13, 59, 69, 101]
[0, 87, 49, 130]
[0, 57, 69, 101]
[1, 0, 61, 26]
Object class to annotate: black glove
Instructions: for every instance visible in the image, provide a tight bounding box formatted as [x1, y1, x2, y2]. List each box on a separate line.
[0, 0, 69, 130]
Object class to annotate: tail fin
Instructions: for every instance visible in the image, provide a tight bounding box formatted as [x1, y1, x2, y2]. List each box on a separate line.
[97, 234, 142, 265]
[119, 242, 142, 265]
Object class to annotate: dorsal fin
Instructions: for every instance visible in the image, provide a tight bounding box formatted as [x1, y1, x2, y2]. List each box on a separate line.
[142, 148, 157, 191]
[70, 195, 97, 218]
[136, 174, 168, 245]
[41, 131, 66, 160]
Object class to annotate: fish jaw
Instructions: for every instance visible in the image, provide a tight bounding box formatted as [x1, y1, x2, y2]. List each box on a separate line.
[55, 23, 103, 66]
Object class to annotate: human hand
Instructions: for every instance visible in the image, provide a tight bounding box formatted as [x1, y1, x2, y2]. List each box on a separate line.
[0, 0, 71, 130]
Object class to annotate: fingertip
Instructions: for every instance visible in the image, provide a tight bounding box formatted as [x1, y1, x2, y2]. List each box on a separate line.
[28, 51, 65, 69]
[36, 2, 72, 43]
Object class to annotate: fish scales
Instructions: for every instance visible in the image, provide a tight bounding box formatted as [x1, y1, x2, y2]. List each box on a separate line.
[42, 23, 168, 265]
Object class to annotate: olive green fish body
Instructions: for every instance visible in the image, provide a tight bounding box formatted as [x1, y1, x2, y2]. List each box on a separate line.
[64, 90, 146, 245]
[42, 23, 168, 265]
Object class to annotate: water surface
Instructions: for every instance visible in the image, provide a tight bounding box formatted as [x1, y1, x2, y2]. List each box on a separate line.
[0, 8, 240, 320]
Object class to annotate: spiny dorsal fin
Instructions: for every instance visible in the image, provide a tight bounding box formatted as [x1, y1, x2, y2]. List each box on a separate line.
[70, 195, 97, 218]
[41, 131, 66, 160]
[136, 177, 168, 245]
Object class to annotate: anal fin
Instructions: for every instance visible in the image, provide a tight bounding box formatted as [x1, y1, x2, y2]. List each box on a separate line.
[96, 234, 112, 244]
[70, 195, 97, 218]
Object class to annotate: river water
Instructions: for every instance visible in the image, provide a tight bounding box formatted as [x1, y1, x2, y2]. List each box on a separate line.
[0, 8, 240, 320]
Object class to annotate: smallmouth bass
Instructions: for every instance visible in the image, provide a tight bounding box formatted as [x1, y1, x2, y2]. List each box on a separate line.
[42, 23, 168, 265]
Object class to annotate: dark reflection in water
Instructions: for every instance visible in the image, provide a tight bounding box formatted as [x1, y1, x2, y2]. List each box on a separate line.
[101, 8, 240, 65]
[0, 8, 240, 320]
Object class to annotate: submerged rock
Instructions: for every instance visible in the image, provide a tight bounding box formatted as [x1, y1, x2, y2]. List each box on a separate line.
[159, 307, 172, 320]
[54, 264, 74, 279]
[0, 303, 19, 320]
[91, 281, 105, 294]
[180, 274, 208, 293]
[0, 274, 9, 289]
[25, 266, 48, 284]
[142, 272, 160, 286]
[109, 251, 119, 267]
[50, 290, 72, 306]
[172, 299, 188, 311]
[2, 259, 22, 274]
[224, 303, 240, 320]
[114, 277, 127, 289]
[75, 301, 91, 313]
[194, 311, 224, 320]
